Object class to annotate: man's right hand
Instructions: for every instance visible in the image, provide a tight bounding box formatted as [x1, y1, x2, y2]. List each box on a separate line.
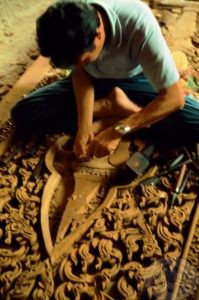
[73, 127, 94, 160]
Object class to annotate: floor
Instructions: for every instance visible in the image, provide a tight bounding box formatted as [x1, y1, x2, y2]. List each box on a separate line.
[0, 1, 199, 299]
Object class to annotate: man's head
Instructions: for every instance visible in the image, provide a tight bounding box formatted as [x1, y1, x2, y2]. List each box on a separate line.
[36, 1, 105, 68]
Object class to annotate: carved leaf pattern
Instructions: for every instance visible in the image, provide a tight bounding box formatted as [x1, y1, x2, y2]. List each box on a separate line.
[0, 133, 198, 299]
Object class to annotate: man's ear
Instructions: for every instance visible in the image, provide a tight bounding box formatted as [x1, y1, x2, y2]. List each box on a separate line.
[96, 31, 101, 40]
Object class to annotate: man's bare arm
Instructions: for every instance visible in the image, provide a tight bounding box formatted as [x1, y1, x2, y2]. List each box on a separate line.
[72, 67, 95, 158]
[121, 80, 185, 131]
[88, 80, 185, 157]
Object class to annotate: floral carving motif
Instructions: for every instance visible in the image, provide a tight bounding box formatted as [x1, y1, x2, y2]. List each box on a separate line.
[0, 134, 198, 299]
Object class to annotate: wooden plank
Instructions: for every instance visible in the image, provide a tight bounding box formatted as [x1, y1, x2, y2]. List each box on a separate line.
[0, 55, 51, 127]
[154, 0, 199, 7]
[171, 202, 199, 300]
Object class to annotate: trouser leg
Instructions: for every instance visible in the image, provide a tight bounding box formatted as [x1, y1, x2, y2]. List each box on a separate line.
[94, 75, 199, 144]
[173, 96, 199, 143]
[11, 74, 199, 144]
[11, 75, 155, 135]
[11, 77, 77, 135]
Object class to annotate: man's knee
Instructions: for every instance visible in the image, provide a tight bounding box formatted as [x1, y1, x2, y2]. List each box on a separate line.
[10, 101, 22, 124]
[108, 86, 121, 102]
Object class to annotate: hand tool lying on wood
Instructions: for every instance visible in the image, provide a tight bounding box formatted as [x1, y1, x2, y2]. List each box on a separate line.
[125, 144, 155, 176]
[139, 153, 188, 186]
[170, 164, 191, 209]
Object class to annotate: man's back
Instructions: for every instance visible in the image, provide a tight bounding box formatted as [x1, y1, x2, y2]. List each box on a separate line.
[84, 0, 179, 91]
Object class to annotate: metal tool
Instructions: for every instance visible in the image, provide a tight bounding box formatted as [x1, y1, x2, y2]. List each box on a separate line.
[139, 153, 186, 186]
[125, 144, 155, 175]
[31, 155, 45, 180]
[170, 163, 187, 209]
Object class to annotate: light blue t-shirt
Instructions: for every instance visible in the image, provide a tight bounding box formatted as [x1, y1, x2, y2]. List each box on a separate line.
[82, 0, 179, 91]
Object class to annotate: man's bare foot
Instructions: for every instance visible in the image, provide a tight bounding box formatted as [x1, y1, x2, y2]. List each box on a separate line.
[94, 86, 142, 118]
[92, 117, 119, 135]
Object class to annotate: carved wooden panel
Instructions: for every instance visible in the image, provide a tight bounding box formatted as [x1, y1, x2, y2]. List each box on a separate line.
[0, 133, 198, 299]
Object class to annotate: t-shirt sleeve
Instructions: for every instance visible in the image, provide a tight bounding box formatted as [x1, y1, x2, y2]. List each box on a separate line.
[135, 8, 179, 91]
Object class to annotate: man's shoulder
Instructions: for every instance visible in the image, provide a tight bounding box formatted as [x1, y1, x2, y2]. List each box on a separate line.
[86, 0, 153, 27]
[87, 0, 149, 12]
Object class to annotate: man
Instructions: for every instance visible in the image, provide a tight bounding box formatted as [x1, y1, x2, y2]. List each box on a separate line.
[11, 0, 199, 160]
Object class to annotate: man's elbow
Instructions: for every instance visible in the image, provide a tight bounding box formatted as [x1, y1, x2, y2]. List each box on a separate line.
[176, 84, 185, 110]
[166, 80, 185, 110]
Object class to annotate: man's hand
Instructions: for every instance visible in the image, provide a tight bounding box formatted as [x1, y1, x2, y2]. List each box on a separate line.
[87, 126, 122, 158]
[73, 127, 94, 160]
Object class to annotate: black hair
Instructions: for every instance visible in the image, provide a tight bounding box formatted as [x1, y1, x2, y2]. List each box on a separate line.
[36, 1, 100, 68]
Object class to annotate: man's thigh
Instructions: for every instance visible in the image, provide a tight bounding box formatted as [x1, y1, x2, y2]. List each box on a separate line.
[93, 75, 158, 106]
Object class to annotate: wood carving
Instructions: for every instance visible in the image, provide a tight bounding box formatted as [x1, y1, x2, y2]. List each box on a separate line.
[40, 135, 71, 255]
[0, 132, 198, 299]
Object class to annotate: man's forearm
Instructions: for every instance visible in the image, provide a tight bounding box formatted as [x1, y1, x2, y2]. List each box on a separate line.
[120, 81, 185, 132]
[72, 67, 94, 129]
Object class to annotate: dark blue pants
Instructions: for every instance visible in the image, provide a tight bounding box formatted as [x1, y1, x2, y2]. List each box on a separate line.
[11, 75, 199, 145]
